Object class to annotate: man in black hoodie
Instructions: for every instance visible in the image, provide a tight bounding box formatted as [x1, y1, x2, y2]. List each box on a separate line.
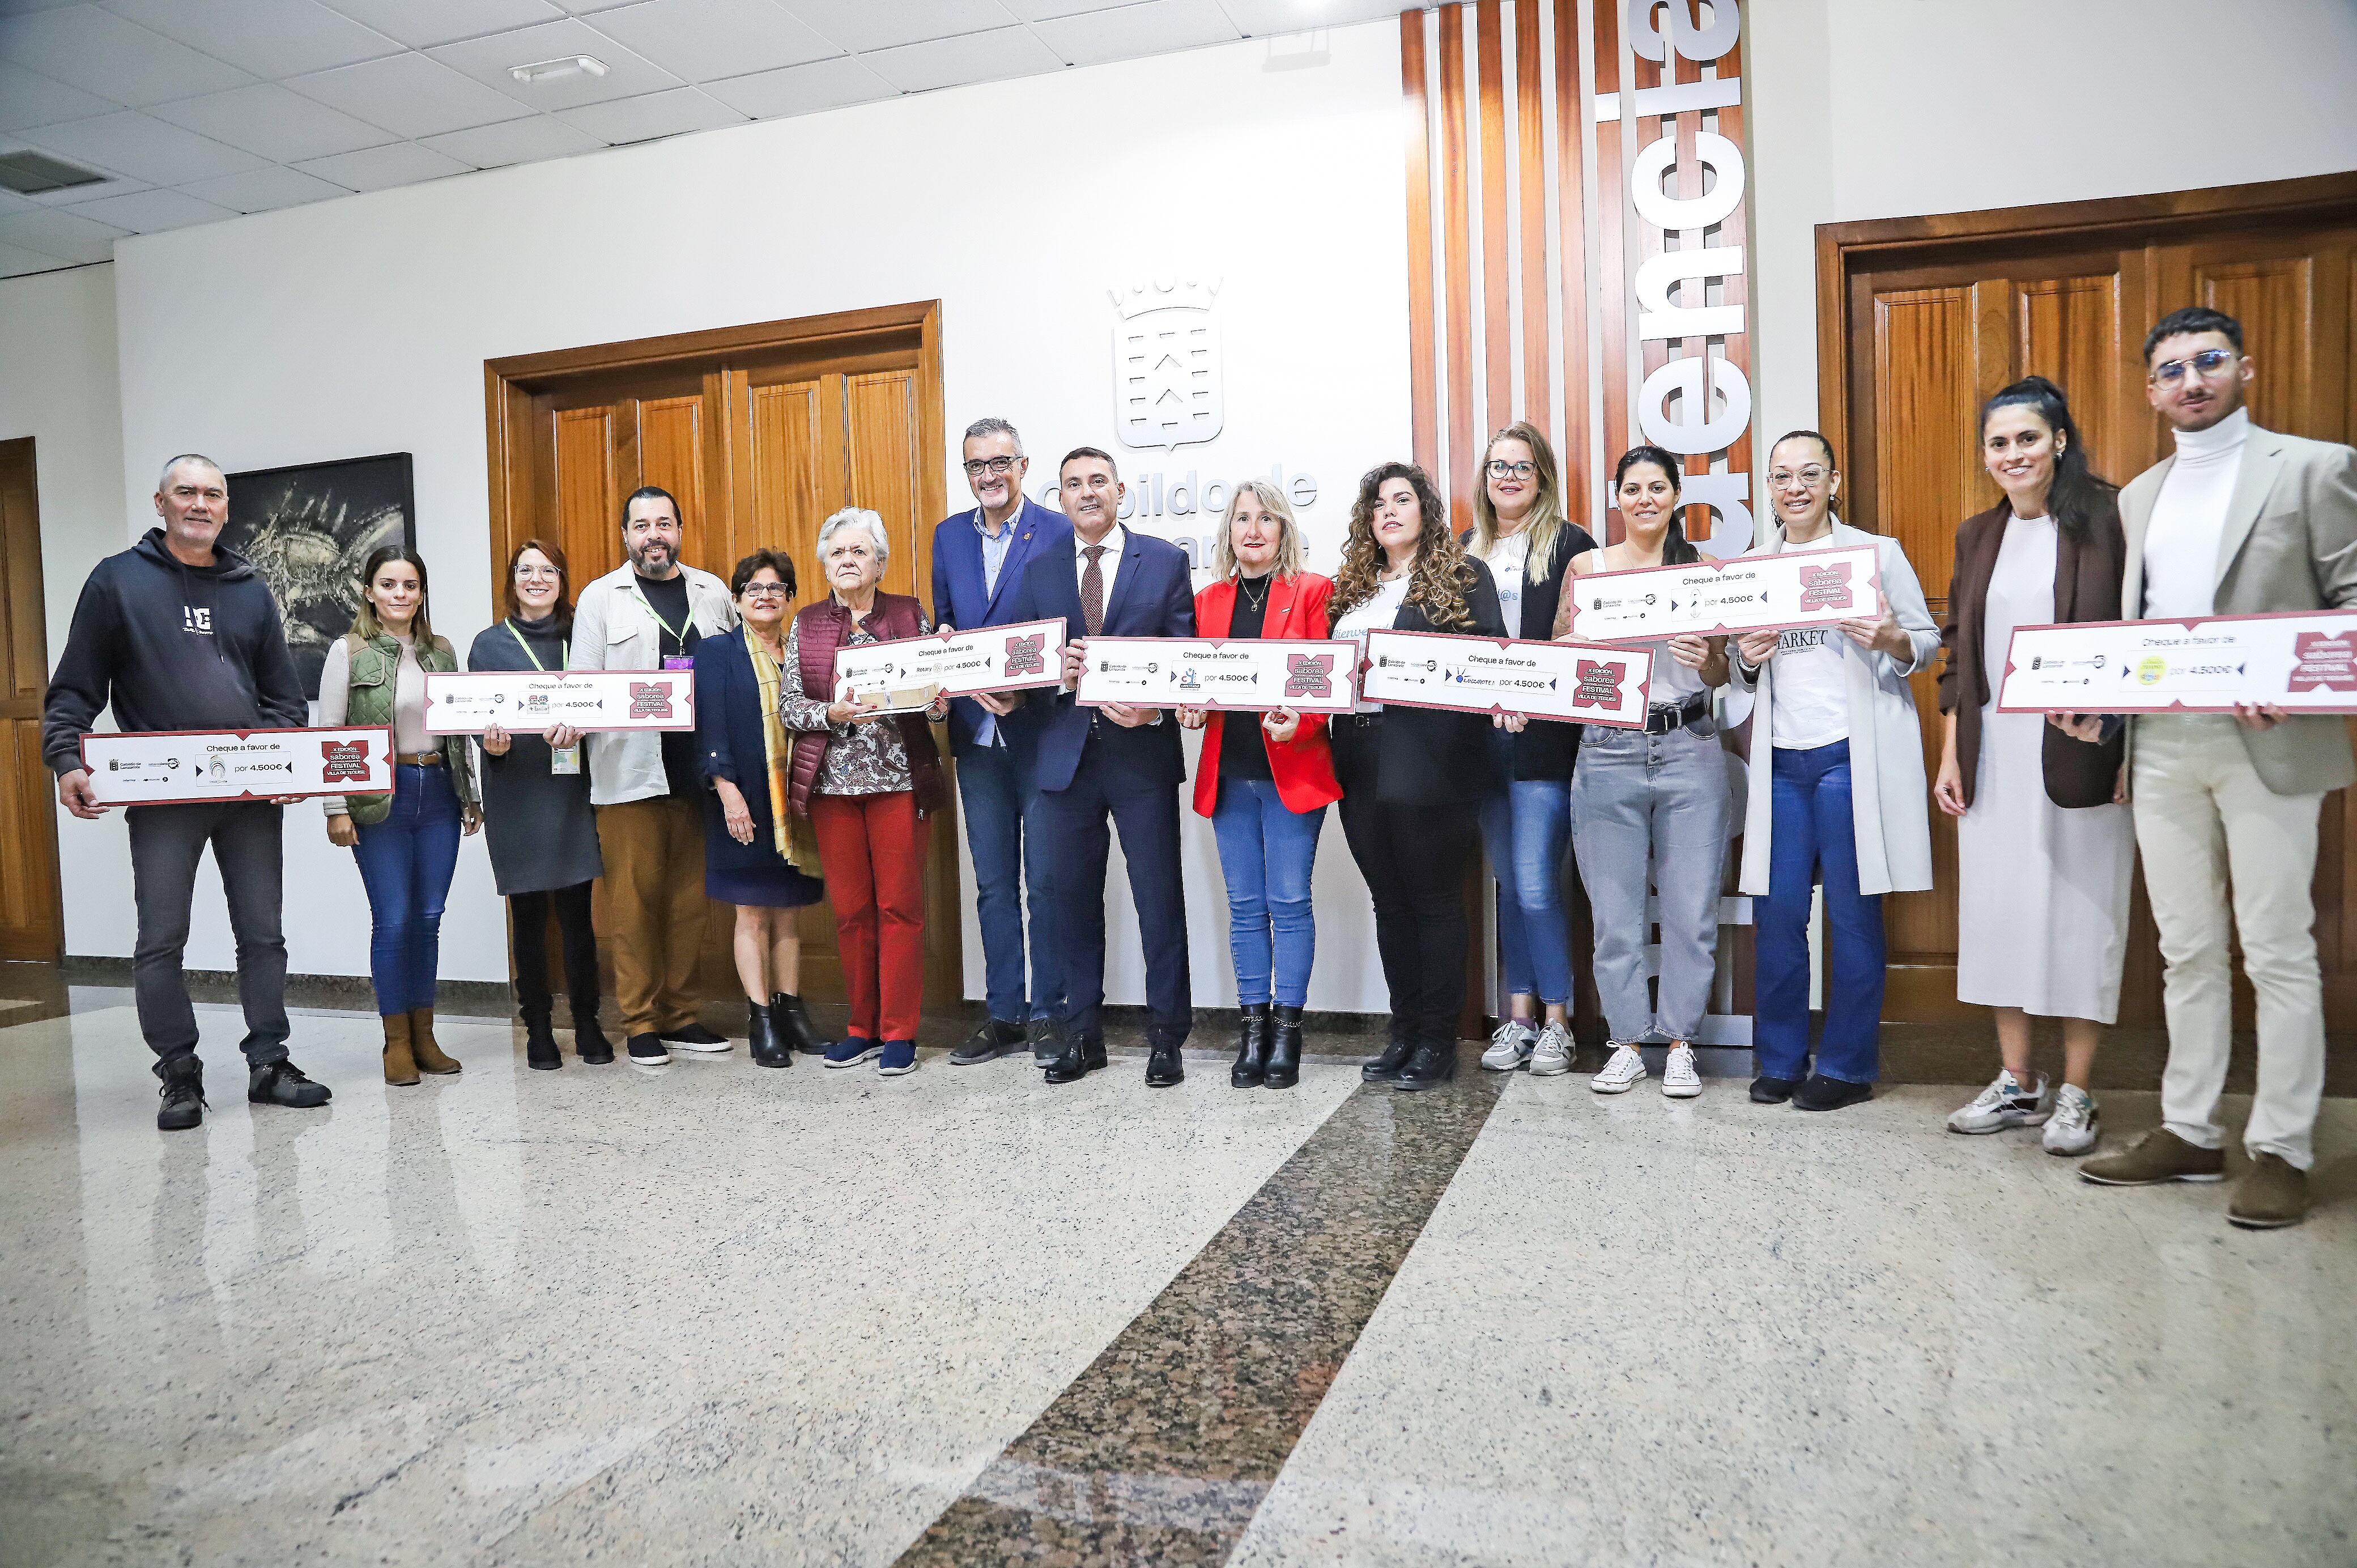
[44, 454, 332, 1130]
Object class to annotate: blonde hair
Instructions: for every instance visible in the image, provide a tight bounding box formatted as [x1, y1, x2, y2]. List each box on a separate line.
[1468, 421, 1571, 579]
[1210, 479, 1309, 581]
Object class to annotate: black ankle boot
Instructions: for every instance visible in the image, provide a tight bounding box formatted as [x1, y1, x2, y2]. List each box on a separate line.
[772, 992, 823, 1055]
[523, 1006, 561, 1071]
[749, 999, 790, 1068]
[1266, 1005, 1304, 1089]
[1231, 1003, 1272, 1088]
[1362, 1025, 1415, 1083]
[572, 1006, 615, 1064]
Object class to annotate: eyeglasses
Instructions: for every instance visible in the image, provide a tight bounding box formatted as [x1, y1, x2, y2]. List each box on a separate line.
[1486, 460, 1536, 479]
[2150, 347, 2237, 386]
[1767, 466, 1830, 489]
[742, 582, 789, 599]
[963, 455, 1022, 476]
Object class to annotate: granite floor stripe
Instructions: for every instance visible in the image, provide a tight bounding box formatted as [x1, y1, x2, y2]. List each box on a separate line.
[893, 1059, 1508, 1567]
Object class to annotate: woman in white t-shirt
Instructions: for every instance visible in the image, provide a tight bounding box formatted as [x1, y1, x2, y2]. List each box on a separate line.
[1728, 432, 1939, 1111]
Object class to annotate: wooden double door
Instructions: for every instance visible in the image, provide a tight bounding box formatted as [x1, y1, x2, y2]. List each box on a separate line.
[1820, 173, 2357, 1026]
[484, 304, 958, 1007]
[0, 437, 60, 960]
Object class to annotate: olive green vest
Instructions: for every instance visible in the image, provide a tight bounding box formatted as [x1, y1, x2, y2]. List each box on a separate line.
[341, 632, 476, 825]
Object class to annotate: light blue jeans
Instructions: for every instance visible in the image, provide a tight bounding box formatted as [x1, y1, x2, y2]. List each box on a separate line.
[1569, 724, 1729, 1041]
[1208, 777, 1325, 1008]
[1479, 731, 1575, 1007]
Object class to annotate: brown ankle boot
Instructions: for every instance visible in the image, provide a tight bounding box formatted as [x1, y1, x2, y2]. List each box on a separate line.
[382, 1012, 421, 1085]
[410, 1007, 462, 1075]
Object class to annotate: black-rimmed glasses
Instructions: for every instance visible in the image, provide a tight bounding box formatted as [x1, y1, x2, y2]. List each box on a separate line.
[963, 455, 1022, 477]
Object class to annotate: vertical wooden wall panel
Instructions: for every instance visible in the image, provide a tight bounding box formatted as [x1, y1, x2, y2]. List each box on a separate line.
[1436, 8, 1478, 517]
[1514, 0, 1551, 443]
[1475, 0, 1511, 440]
[1592, 0, 1628, 526]
[1552, 0, 1589, 508]
[1401, 10, 1439, 477]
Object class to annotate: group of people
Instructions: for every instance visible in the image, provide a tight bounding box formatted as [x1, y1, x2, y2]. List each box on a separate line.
[39, 306, 2355, 1229]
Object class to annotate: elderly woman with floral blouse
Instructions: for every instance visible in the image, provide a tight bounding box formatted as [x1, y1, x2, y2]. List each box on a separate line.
[779, 508, 950, 1078]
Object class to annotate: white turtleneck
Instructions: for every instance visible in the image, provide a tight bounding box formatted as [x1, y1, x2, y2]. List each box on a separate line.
[2141, 406, 2252, 620]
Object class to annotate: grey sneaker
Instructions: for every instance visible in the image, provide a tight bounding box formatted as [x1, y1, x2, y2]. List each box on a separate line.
[1528, 1021, 1575, 1077]
[1480, 1019, 1536, 1072]
[2041, 1085, 2098, 1156]
[1946, 1070, 2051, 1135]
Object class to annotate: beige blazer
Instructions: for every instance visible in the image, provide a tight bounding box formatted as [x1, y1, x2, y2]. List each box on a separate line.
[568, 560, 739, 807]
[2121, 421, 2357, 797]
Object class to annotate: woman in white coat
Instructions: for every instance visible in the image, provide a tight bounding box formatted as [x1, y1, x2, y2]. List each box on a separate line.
[1728, 431, 1938, 1110]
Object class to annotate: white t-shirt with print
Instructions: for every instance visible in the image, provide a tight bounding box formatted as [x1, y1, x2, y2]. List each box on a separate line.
[1332, 577, 1412, 714]
[1766, 540, 1852, 748]
[1483, 529, 1531, 633]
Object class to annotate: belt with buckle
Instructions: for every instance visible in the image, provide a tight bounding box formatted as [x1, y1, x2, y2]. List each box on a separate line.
[395, 751, 445, 766]
[1641, 692, 1711, 736]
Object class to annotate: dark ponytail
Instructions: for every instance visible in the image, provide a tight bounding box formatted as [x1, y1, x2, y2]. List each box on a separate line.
[1613, 444, 1699, 565]
[1978, 376, 2115, 543]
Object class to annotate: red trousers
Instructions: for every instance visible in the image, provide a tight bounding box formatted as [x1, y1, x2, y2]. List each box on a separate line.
[809, 790, 927, 1042]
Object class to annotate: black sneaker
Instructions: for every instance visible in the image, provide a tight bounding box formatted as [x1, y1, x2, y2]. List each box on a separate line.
[248, 1060, 331, 1109]
[1750, 1075, 1800, 1104]
[951, 1018, 1024, 1066]
[157, 1060, 206, 1132]
[1393, 1040, 1456, 1093]
[1362, 1032, 1415, 1083]
[627, 1033, 671, 1067]
[1027, 1017, 1062, 1067]
[660, 1021, 730, 1055]
[1792, 1072, 1873, 1111]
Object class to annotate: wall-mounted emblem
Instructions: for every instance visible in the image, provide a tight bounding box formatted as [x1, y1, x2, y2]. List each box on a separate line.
[1112, 276, 1224, 451]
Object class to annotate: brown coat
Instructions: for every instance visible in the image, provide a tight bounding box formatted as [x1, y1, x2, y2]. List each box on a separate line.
[1937, 497, 2126, 809]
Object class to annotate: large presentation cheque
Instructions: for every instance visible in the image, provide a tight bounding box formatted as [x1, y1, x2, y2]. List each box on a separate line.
[422, 669, 695, 734]
[1073, 636, 1360, 714]
[1359, 630, 1655, 727]
[1559, 544, 1884, 642]
[1998, 611, 2357, 714]
[832, 618, 1069, 715]
[81, 726, 395, 806]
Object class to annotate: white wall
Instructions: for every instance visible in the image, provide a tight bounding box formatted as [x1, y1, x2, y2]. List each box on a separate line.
[0, 263, 133, 957]
[90, 23, 1411, 1011]
[1747, 0, 2357, 450]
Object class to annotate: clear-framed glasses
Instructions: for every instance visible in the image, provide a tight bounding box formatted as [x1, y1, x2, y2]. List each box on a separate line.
[741, 581, 790, 599]
[1767, 465, 1830, 489]
[963, 455, 1021, 477]
[2150, 347, 2237, 386]
[1486, 459, 1536, 479]
[514, 566, 560, 581]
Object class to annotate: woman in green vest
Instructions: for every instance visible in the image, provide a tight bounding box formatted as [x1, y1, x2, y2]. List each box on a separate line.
[320, 544, 480, 1084]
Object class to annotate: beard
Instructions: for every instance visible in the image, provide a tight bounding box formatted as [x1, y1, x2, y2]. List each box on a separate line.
[629, 538, 676, 573]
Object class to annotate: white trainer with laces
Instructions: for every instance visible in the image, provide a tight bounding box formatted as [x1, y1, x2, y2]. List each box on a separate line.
[1480, 1019, 1537, 1072]
[1529, 1021, 1575, 1077]
[1590, 1042, 1646, 1094]
[1661, 1042, 1702, 1098]
[1946, 1069, 2052, 1134]
[2042, 1084, 2099, 1156]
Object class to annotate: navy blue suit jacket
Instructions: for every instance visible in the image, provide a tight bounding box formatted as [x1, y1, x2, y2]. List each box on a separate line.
[1005, 529, 1197, 793]
[929, 495, 1072, 752]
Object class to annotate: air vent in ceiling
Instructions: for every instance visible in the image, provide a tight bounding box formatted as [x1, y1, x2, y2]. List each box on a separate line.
[0, 150, 108, 196]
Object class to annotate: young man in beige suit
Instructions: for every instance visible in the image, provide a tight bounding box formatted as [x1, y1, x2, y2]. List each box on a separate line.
[2077, 306, 2357, 1228]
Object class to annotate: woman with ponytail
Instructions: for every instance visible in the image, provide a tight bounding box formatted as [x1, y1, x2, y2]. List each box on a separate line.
[1554, 446, 1731, 1098]
[1934, 376, 2131, 1154]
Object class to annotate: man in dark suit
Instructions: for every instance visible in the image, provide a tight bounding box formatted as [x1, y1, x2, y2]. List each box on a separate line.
[930, 417, 1073, 1067]
[977, 446, 1196, 1086]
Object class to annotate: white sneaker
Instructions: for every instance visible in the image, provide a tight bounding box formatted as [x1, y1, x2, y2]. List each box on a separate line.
[1590, 1042, 1646, 1094]
[1661, 1042, 1701, 1098]
[1945, 1070, 2051, 1134]
[1529, 1021, 1575, 1077]
[1480, 1019, 1536, 1072]
[2042, 1085, 2099, 1156]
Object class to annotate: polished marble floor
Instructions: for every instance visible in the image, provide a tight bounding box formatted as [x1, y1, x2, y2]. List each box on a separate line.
[2, 996, 2351, 1567]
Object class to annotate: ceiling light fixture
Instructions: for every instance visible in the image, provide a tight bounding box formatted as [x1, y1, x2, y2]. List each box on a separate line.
[509, 56, 609, 85]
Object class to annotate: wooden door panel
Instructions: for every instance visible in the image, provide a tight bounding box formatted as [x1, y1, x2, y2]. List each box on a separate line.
[554, 406, 620, 586]
[1870, 286, 1982, 596]
[744, 377, 828, 576]
[844, 369, 924, 601]
[2193, 254, 2314, 438]
[635, 393, 710, 570]
[0, 437, 58, 959]
[2018, 272, 2129, 480]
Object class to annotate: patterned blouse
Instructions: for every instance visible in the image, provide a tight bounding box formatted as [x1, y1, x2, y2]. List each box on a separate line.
[778, 608, 934, 797]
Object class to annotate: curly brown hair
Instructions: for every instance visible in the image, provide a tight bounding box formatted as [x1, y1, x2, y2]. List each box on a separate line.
[1329, 462, 1478, 630]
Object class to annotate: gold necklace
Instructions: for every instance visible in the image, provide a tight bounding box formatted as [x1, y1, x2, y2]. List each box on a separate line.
[1238, 574, 1271, 615]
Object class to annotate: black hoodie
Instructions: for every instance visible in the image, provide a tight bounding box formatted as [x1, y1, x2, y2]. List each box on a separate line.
[42, 527, 308, 776]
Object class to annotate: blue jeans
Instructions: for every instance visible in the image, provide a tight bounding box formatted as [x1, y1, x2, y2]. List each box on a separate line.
[351, 762, 463, 1017]
[1208, 777, 1326, 1008]
[1755, 740, 1884, 1083]
[1479, 732, 1574, 1007]
[956, 738, 1061, 1024]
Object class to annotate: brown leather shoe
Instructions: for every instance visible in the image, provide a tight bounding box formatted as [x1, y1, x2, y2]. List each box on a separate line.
[2227, 1153, 2310, 1229]
[2078, 1127, 2225, 1186]
[410, 1007, 462, 1075]
[382, 1012, 420, 1085]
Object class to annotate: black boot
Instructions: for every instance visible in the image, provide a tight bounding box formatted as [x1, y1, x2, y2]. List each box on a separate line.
[1362, 1024, 1415, 1083]
[772, 992, 823, 1055]
[1394, 1029, 1457, 1093]
[1044, 1031, 1108, 1084]
[523, 1005, 561, 1071]
[1231, 1003, 1272, 1088]
[572, 1005, 615, 1064]
[1266, 1005, 1304, 1089]
[749, 999, 790, 1068]
[156, 1055, 206, 1132]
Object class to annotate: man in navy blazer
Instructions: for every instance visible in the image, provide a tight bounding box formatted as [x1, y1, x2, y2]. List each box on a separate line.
[977, 446, 1196, 1086]
[931, 417, 1073, 1068]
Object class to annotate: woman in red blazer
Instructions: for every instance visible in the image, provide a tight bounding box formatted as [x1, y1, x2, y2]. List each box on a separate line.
[1178, 481, 1343, 1092]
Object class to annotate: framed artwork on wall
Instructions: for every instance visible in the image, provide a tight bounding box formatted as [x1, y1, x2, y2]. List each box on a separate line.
[219, 451, 416, 700]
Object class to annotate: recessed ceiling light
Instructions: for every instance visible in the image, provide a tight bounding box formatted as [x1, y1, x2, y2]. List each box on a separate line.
[509, 56, 609, 85]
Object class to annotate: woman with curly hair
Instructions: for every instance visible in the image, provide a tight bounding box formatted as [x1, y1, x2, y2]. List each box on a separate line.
[1328, 461, 1509, 1092]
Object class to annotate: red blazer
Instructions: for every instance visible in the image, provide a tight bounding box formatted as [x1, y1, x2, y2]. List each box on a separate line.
[1192, 572, 1345, 817]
